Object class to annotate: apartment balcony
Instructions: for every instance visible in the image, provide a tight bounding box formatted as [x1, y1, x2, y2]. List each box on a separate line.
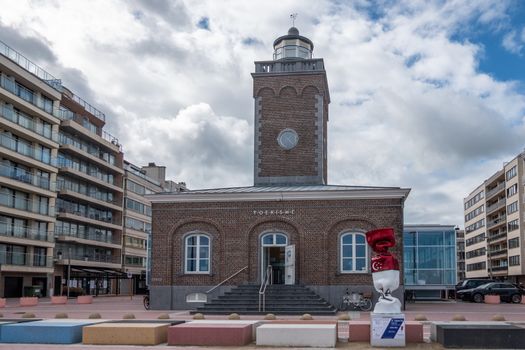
[490, 265, 508, 272]
[488, 248, 508, 259]
[0, 132, 57, 170]
[486, 199, 506, 215]
[0, 75, 59, 119]
[57, 161, 122, 193]
[0, 251, 54, 273]
[59, 118, 121, 154]
[56, 181, 122, 212]
[0, 104, 59, 148]
[0, 192, 55, 222]
[55, 252, 121, 269]
[124, 246, 147, 257]
[0, 223, 53, 247]
[0, 40, 61, 91]
[487, 232, 507, 243]
[56, 206, 122, 231]
[55, 227, 121, 249]
[487, 215, 506, 229]
[485, 182, 505, 200]
[59, 144, 123, 175]
[0, 162, 56, 193]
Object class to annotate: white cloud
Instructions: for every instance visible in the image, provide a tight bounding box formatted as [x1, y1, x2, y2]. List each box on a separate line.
[502, 28, 525, 55]
[0, 0, 524, 227]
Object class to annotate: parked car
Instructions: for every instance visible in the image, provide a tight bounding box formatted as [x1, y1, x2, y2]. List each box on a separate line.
[455, 279, 495, 293]
[456, 282, 524, 303]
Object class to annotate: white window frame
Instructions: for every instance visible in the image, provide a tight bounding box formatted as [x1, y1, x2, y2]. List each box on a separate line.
[184, 233, 210, 274]
[340, 232, 368, 273]
[186, 292, 207, 303]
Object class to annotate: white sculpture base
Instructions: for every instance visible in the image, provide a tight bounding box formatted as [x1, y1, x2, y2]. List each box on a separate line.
[370, 312, 405, 347]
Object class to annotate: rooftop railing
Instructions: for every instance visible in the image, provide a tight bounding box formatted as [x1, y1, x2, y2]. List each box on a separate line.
[64, 93, 105, 122]
[254, 58, 325, 74]
[0, 104, 59, 142]
[0, 162, 55, 191]
[0, 251, 53, 268]
[0, 192, 55, 216]
[0, 132, 57, 166]
[58, 108, 122, 151]
[0, 222, 53, 242]
[0, 75, 59, 117]
[0, 40, 61, 90]
[124, 163, 161, 186]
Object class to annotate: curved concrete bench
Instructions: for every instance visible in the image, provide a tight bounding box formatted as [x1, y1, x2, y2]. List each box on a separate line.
[51, 296, 68, 305]
[256, 323, 337, 348]
[19, 297, 38, 306]
[76, 296, 93, 304]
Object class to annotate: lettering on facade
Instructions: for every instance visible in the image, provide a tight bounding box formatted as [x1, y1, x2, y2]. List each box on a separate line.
[253, 209, 295, 216]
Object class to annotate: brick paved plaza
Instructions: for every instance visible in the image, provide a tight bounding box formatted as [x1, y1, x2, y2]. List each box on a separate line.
[0, 296, 523, 349]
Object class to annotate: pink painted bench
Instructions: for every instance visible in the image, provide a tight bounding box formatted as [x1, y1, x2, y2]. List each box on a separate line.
[168, 323, 252, 346]
[348, 320, 423, 343]
[19, 297, 38, 306]
[0, 298, 5, 308]
[51, 296, 68, 304]
[77, 296, 93, 304]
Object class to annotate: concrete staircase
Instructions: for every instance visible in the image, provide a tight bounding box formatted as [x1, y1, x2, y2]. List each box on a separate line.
[192, 284, 337, 315]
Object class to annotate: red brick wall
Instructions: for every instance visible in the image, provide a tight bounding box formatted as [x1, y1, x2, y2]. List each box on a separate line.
[253, 73, 329, 182]
[150, 197, 404, 287]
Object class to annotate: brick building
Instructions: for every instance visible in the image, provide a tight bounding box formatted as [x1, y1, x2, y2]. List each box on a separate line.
[148, 28, 410, 310]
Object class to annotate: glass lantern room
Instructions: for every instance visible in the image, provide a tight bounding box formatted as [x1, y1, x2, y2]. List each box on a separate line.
[273, 27, 313, 60]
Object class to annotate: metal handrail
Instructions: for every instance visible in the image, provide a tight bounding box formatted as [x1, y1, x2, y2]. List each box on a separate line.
[205, 265, 248, 294]
[259, 265, 273, 312]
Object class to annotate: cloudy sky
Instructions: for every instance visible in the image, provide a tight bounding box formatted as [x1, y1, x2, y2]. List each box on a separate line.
[1, 0, 524, 226]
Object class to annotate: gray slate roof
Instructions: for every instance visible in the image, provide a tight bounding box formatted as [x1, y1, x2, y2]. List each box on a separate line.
[164, 184, 404, 195]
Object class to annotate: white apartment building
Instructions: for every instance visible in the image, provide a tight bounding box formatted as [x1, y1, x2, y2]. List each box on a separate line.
[464, 153, 525, 284]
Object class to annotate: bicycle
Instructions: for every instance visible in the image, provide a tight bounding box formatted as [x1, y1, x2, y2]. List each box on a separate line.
[339, 289, 372, 311]
[143, 294, 150, 310]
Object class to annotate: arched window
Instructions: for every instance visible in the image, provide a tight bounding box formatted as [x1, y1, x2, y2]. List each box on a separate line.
[340, 232, 368, 273]
[185, 234, 210, 273]
[261, 233, 287, 246]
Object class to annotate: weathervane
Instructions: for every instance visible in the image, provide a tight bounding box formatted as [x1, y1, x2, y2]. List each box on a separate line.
[290, 13, 298, 27]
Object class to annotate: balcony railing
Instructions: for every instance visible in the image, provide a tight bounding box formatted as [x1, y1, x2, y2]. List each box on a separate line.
[486, 199, 506, 214]
[55, 227, 120, 245]
[255, 58, 325, 74]
[485, 182, 505, 199]
[0, 192, 55, 216]
[0, 133, 57, 166]
[56, 180, 118, 205]
[0, 40, 61, 90]
[57, 158, 116, 185]
[0, 104, 59, 142]
[0, 251, 53, 268]
[57, 252, 120, 264]
[488, 248, 507, 257]
[0, 75, 59, 117]
[487, 232, 507, 243]
[0, 223, 52, 242]
[491, 265, 508, 272]
[56, 205, 117, 226]
[0, 162, 55, 191]
[487, 215, 506, 229]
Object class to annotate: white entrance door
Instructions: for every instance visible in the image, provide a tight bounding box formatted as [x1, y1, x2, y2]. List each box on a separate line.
[285, 244, 295, 285]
